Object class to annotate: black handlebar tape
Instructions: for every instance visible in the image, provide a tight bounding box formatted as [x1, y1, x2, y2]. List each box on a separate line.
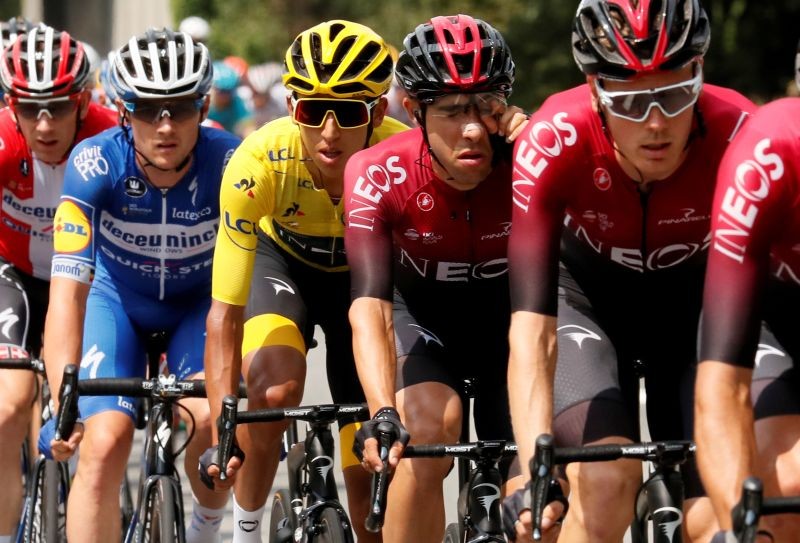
[531, 433, 555, 541]
[55, 364, 80, 441]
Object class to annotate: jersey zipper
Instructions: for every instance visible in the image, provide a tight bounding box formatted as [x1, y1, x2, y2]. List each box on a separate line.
[638, 188, 650, 273]
[159, 188, 168, 300]
[330, 204, 340, 267]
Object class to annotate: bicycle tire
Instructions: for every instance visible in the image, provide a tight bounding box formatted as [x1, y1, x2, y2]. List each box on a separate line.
[310, 506, 350, 543]
[23, 458, 67, 543]
[268, 488, 297, 543]
[143, 478, 180, 543]
[443, 522, 462, 543]
[120, 472, 135, 540]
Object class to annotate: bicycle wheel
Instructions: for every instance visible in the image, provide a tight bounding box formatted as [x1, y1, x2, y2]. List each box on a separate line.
[310, 506, 350, 543]
[23, 458, 67, 543]
[443, 522, 462, 543]
[120, 472, 135, 539]
[268, 489, 296, 543]
[142, 478, 181, 543]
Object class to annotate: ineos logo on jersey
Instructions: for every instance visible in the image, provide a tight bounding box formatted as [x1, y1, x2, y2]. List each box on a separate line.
[73, 145, 109, 181]
[398, 248, 507, 282]
[513, 112, 578, 212]
[124, 177, 147, 197]
[348, 156, 407, 231]
[715, 138, 784, 263]
[611, 241, 707, 272]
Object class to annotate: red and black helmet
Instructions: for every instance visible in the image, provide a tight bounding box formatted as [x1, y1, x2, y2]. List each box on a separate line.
[395, 14, 514, 103]
[572, 0, 710, 80]
[0, 26, 90, 98]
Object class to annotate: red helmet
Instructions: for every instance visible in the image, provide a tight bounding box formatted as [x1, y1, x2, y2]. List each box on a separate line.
[395, 14, 514, 102]
[0, 26, 90, 98]
[572, 0, 710, 80]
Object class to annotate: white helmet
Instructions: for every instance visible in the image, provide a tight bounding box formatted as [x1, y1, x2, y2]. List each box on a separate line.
[178, 16, 210, 42]
[111, 27, 212, 101]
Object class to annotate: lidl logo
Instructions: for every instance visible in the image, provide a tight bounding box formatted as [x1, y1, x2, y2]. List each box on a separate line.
[54, 201, 91, 253]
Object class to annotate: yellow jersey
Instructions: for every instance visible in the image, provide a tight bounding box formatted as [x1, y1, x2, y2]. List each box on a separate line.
[213, 115, 407, 306]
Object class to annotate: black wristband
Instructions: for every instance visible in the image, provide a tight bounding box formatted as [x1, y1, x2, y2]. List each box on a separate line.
[374, 406, 399, 419]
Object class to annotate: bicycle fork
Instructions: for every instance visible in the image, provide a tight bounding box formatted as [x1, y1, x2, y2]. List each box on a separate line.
[632, 469, 685, 543]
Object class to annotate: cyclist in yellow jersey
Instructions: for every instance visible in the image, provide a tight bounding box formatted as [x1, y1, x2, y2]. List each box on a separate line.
[200, 20, 405, 543]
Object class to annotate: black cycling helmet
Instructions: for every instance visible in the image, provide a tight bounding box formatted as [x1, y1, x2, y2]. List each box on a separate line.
[572, 0, 710, 80]
[395, 14, 514, 103]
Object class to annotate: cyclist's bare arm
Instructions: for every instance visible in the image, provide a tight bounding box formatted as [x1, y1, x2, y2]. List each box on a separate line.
[204, 298, 245, 443]
[508, 310, 558, 481]
[349, 296, 399, 469]
[695, 361, 758, 530]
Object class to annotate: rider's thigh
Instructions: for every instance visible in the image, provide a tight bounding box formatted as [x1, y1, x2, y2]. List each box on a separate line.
[242, 344, 306, 408]
[395, 379, 462, 444]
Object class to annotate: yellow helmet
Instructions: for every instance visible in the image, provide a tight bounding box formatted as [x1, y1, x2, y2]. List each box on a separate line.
[283, 20, 393, 99]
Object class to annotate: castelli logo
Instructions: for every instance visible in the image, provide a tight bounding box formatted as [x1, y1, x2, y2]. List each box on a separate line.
[417, 192, 434, 211]
[593, 168, 612, 191]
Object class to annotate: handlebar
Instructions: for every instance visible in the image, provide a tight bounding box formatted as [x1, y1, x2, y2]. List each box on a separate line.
[218, 394, 238, 482]
[0, 355, 45, 373]
[365, 421, 394, 533]
[234, 403, 369, 425]
[732, 476, 800, 543]
[404, 440, 517, 462]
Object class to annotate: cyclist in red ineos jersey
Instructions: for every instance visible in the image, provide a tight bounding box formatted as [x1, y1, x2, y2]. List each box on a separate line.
[506, 1, 754, 541]
[345, 14, 531, 543]
[0, 25, 116, 541]
[697, 60, 800, 543]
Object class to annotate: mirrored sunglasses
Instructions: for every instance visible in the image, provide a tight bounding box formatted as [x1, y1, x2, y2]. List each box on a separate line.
[595, 68, 703, 123]
[122, 98, 205, 124]
[11, 96, 80, 121]
[427, 92, 508, 122]
[291, 97, 377, 129]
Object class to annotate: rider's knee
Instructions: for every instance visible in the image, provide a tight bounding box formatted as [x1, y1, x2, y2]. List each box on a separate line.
[568, 458, 640, 506]
[0, 396, 31, 437]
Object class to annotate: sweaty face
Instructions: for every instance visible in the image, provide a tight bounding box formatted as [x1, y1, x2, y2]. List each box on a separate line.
[420, 93, 506, 191]
[12, 92, 89, 164]
[125, 97, 206, 171]
[599, 64, 698, 183]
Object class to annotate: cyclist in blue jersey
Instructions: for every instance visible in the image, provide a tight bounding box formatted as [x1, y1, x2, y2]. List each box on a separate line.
[41, 28, 240, 543]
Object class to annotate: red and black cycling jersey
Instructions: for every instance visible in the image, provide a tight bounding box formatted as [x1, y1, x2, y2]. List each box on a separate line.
[0, 104, 117, 279]
[509, 83, 755, 316]
[701, 97, 800, 368]
[344, 128, 512, 306]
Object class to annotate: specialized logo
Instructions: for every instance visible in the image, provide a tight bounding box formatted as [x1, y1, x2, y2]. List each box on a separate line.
[653, 506, 683, 543]
[238, 520, 259, 533]
[311, 455, 334, 481]
[557, 324, 601, 348]
[265, 276, 295, 295]
[73, 145, 109, 181]
[80, 344, 106, 379]
[0, 308, 19, 339]
[593, 168, 612, 191]
[234, 177, 256, 199]
[189, 177, 199, 206]
[408, 324, 444, 347]
[282, 202, 305, 217]
[53, 201, 92, 253]
[417, 192, 434, 212]
[155, 420, 172, 463]
[755, 343, 785, 367]
[19, 158, 29, 177]
[473, 482, 501, 517]
[124, 177, 147, 197]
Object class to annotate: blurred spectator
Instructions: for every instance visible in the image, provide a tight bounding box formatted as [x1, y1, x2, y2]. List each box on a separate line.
[208, 60, 254, 137]
[385, 44, 411, 125]
[178, 15, 210, 43]
[246, 61, 285, 127]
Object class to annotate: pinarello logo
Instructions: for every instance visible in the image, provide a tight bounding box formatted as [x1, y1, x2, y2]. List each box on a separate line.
[417, 192, 434, 212]
[593, 168, 612, 191]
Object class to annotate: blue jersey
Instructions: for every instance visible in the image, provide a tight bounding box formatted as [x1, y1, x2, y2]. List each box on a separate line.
[51, 126, 240, 300]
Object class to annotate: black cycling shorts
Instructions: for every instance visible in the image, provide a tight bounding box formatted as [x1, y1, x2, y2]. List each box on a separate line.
[0, 258, 49, 355]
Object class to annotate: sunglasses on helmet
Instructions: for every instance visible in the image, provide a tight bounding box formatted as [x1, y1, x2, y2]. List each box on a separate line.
[594, 67, 703, 123]
[10, 95, 81, 121]
[122, 98, 205, 124]
[291, 97, 377, 129]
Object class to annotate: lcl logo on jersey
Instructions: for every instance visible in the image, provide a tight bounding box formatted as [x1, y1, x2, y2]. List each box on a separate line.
[124, 177, 147, 197]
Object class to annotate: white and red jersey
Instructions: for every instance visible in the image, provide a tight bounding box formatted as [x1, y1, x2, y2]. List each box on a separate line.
[0, 103, 117, 279]
[509, 84, 755, 315]
[701, 97, 800, 367]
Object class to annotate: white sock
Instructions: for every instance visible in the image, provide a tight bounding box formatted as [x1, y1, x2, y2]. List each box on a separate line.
[186, 496, 225, 543]
[232, 494, 265, 543]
